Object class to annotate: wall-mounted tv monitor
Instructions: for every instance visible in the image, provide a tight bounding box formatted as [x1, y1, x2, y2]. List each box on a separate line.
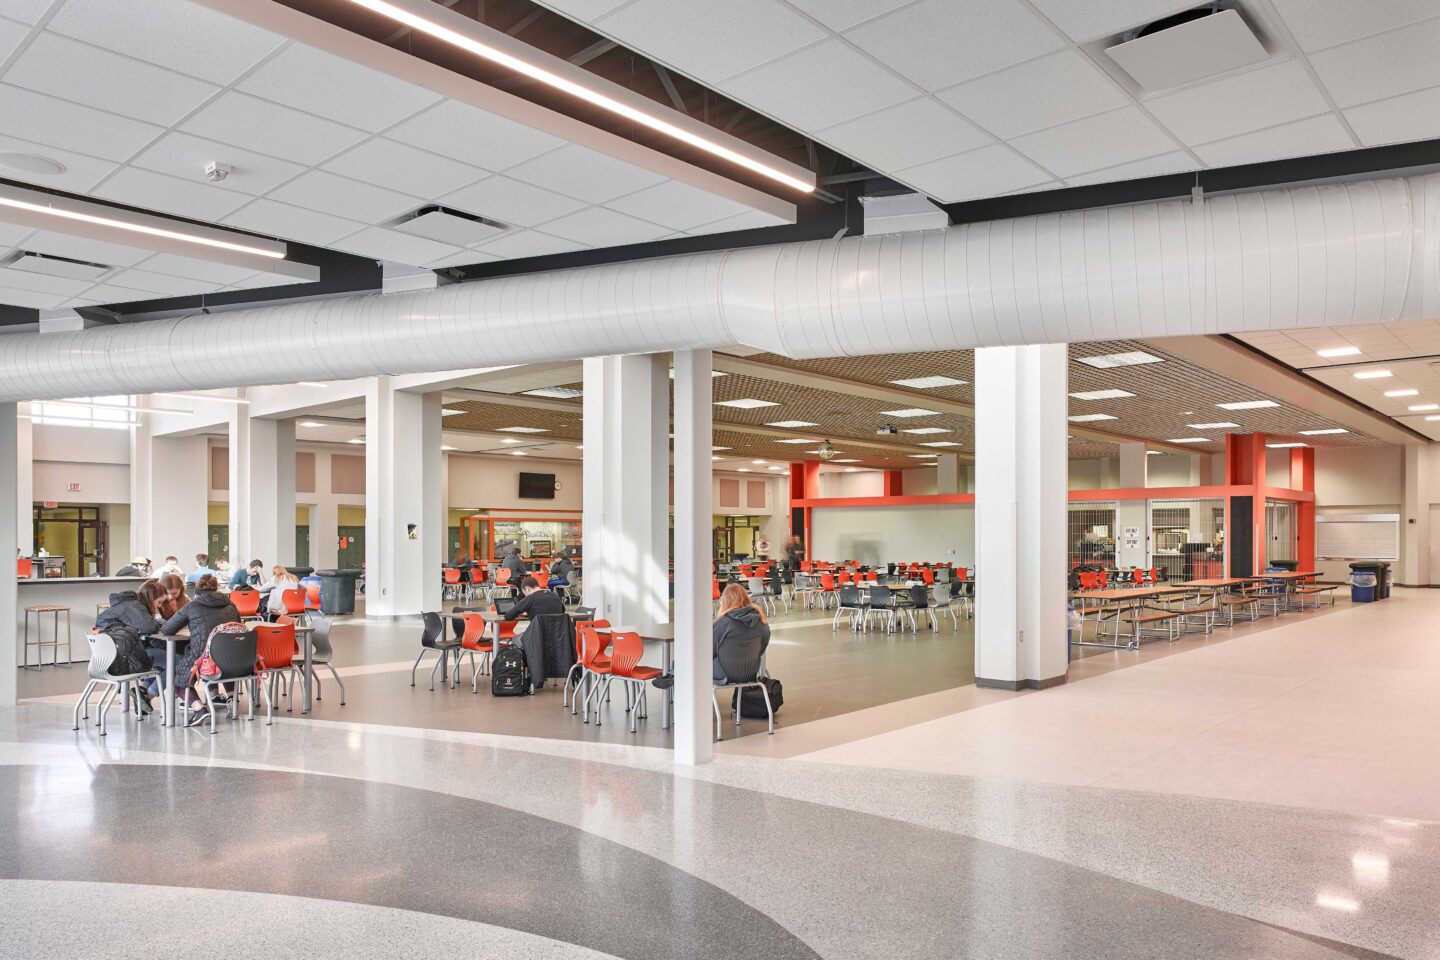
[518, 471, 556, 500]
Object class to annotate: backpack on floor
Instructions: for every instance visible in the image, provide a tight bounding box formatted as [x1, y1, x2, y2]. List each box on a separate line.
[733, 677, 783, 718]
[491, 646, 530, 697]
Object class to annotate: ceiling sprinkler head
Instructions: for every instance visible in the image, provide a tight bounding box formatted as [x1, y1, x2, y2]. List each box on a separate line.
[204, 161, 231, 183]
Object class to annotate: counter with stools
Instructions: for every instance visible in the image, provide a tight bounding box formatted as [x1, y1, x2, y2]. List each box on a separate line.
[16, 576, 147, 665]
[24, 605, 72, 668]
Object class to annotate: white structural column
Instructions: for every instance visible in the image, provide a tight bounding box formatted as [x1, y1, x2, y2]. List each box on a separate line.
[310, 454, 340, 572]
[936, 453, 961, 495]
[1403, 444, 1432, 586]
[227, 407, 250, 569]
[14, 412, 31, 555]
[580, 354, 669, 625]
[229, 413, 297, 568]
[1, 402, 17, 706]
[132, 422, 209, 564]
[673, 349, 714, 765]
[1115, 442, 1149, 571]
[974, 344, 1069, 690]
[365, 378, 443, 618]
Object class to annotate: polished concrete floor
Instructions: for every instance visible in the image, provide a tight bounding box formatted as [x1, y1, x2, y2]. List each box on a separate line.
[8, 590, 1432, 958]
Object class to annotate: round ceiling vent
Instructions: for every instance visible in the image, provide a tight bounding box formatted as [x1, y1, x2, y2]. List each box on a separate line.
[0, 152, 67, 177]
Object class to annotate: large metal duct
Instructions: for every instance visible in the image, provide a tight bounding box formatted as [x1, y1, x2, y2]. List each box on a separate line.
[0, 173, 1435, 401]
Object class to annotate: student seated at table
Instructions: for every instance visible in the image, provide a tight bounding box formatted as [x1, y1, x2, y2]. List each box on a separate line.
[229, 558, 263, 591]
[500, 545, 527, 586]
[502, 575, 566, 621]
[713, 583, 770, 684]
[549, 554, 574, 584]
[160, 574, 239, 725]
[184, 553, 216, 585]
[157, 573, 187, 619]
[95, 579, 167, 711]
[258, 565, 299, 616]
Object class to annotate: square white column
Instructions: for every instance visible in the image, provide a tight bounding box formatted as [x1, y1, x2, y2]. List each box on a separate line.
[133, 420, 209, 565]
[365, 378, 443, 617]
[581, 353, 669, 625]
[1, 402, 17, 706]
[1116, 442, 1149, 571]
[228, 414, 298, 569]
[974, 344, 1069, 690]
[673, 349, 714, 766]
[14, 412, 31, 556]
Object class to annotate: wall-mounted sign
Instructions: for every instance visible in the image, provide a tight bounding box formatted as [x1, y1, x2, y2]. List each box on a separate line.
[1122, 526, 1141, 550]
[67, 481, 81, 492]
[42, 501, 57, 509]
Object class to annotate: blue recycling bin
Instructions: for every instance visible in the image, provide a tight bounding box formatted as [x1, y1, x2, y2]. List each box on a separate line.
[1351, 573, 1376, 603]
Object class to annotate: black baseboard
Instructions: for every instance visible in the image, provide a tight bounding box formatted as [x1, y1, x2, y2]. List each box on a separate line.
[975, 674, 1068, 692]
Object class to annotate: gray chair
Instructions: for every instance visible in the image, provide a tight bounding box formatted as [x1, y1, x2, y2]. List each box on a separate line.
[410, 612, 461, 690]
[713, 636, 774, 740]
[833, 584, 867, 631]
[72, 633, 160, 737]
[295, 612, 345, 706]
[185, 628, 268, 735]
[865, 585, 898, 632]
[747, 576, 774, 617]
[932, 583, 960, 629]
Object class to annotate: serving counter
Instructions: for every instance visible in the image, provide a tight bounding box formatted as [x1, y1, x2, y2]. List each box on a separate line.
[15, 576, 149, 665]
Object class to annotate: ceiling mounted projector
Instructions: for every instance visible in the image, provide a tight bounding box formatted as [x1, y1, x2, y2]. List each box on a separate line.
[816, 441, 838, 461]
[1106, 7, 1266, 91]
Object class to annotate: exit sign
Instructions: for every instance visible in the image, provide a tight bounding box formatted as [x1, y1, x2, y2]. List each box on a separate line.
[42, 501, 57, 509]
[67, 482, 81, 492]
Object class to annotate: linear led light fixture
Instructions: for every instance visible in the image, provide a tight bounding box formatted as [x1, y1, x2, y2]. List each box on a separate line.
[342, 0, 815, 194]
[1317, 346, 1361, 358]
[1299, 428, 1347, 435]
[0, 182, 284, 259]
[1216, 400, 1279, 410]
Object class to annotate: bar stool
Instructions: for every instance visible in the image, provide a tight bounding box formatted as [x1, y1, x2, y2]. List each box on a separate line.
[24, 605, 72, 668]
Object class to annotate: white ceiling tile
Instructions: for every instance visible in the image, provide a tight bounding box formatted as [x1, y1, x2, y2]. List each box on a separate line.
[602, 180, 752, 230]
[43, 0, 285, 84]
[1146, 60, 1333, 144]
[238, 43, 441, 133]
[504, 143, 666, 203]
[816, 98, 990, 173]
[5, 31, 218, 126]
[783, 0, 911, 31]
[1344, 84, 1440, 146]
[1064, 150, 1197, 185]
[1191, 113, 1354, 167]
[723, 38, 916, 130]
[221, 198, 366, 247]
[596, 0, 825, 84]
[129, 131, 305, 195]
[685, 208, 791, 235]
[438, 175, 588, 228]
[100, 268, 221, 297]
[473, 230, 588, 259]
[224, 271, 311, 291]
[1270, 0, 1440, 53]
[138, 252, 257, 285]
[267, 170, 422, 223]
[331, 226, 462, 267]
[79, 282, 170, 304]
[0, 222, 31, 246]
[531, 0, 631, 21]
[0, 131, 117, 191]
[386, 100, 565, 171]
[0, 83, 163, 161]
[0, 14, 24, 60]
[0, 0, 52, 24]
[539, 206, 672, 246]
[0, 283, 66, 309]
[180, 92, 368, 167]
[91, 166, 248, 222]
[0, 266, 93, 297]
[1309, 17, 1440, 107]
[845, 0, 1065, 91]
[937, 50, 1130, 139]
[22, 230, 154, 267]
[894, 143, 1050, 202]
[323, 138, 488, 197]
[425, 250, 501, 269]
[1026, 0, 1195, 42]
[1010, 106, 1176, 178]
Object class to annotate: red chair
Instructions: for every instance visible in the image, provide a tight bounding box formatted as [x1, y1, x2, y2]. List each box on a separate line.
[817, 572, 837, 608]
[230, 588, 261, 621]
[837, 570, 852, 585]
[458, 613, 496, 691]
[1077, 571, 1100, 591]
[1148, 566, 1161, 585]
[494, 567, 514, 598]
[442, 568, 462, 600]
[254, 620, 300, 711]
[920, 569, 935, 586]
[304, 581, 321, 611]
[1096, 570, 1110, 590]
[800, 560, 814, 573]
[564, 619, 610, 709]
[712, 579, 721, 602]
[600, 631, 662, 732]
[572, 622, 615, 722]
[278, 587, 307, 618]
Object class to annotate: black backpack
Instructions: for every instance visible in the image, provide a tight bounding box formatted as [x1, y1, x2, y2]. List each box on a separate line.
[106, 624, 154, 677]
[491, 646, 530, 697]
[733, 677, 783, 718]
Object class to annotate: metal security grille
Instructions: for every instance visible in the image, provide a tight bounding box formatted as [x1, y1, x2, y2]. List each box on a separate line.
[1266, 499, 1298, 564]
[1149, 499, 1226, 580]
[1068, 502, 1117, 569]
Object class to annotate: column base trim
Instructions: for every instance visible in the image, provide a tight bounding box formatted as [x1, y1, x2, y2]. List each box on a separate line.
[975, 674, 1068, 692]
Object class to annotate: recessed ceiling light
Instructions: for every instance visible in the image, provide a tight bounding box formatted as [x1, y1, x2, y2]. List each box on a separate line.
[296, 381, 328, 388]
[495, 425, 548, 433]
[889, 375, 966, 389]
[1298, 428, 1348, 435]
[907, 454, 939, 459]
[523, 387, 583, 399]
[1068, 413, 1118, 422]
[1266, 442, 1308, 448]
[1409, 403, 1439, 411]
[347, 438, 365, 444]
[670, 369, 727, 378]
[766, 420, 818, 428]
[1317, 346, 1361, 358]
[1075, 351, 1163, 368]
[0, 151, 67, 177]
[712, 455, 723, 461]
[1167, 438, 1211, 443]
[339, 0, 815, 193]
[845, 467, 860, 473]
[1187, 422, 1240, 429]
[712, 446, 730, 451]
[919, 440, 960, 447]
[879, 407, 940, 418]
[1384, 389, 1419, 397]
[442, 408, 465, 415]
[499, 438, 522, 444]
[440, 444, 457, 451]
[768, 466, 784, 471]
[1146, 450, 1162, 456]
[902, 427, 950, 435]
[1216, 400, 1279, 410]
[298, 420, 324, 427]
[715, 398, 779, 408]
[1354, 370, 1392, 380]
[832, 458, 861, 463]
[1427, 415, 1440, 422]
[511, 450, 528, 456]
[775, 438, 818, 444]
[752, 459, 766, 465]
[1069, 389, 1135, 400]
[737, 467, 750, 472]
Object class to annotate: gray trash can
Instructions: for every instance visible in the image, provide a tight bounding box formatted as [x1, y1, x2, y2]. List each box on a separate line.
[1349, 562, 1390, 600]
[315, 568, 362, 616]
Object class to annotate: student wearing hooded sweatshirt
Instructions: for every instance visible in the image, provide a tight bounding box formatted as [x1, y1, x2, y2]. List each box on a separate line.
[94, 580, 167, 708]
[160, 574, 239, 724]
[712, 583, 770, 684]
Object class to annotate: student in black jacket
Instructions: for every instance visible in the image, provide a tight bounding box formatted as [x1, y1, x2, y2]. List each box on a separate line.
[713, 584, 770, 684]
[160, 574, 239, 724]
[503, 576, 566, 621]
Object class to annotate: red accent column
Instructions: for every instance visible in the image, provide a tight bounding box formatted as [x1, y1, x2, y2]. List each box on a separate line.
[1289, 447, 1315, 492]
[1224, 433, 1269, 576]
[883, 470, 903, 497]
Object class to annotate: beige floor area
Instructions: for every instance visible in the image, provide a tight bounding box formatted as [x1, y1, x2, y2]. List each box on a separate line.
[790, 589, 1440, 822]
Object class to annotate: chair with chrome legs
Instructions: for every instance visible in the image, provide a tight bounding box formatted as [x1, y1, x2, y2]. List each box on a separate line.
[184, 626, 267, 734]
[563, 620, 610, 710]
[598, 630, 662, 733]
[712, 634, 774, 740]
[254, 621, 301, 712]
[72, 633, 160, 736]
[833, 583, 867, 631]
[864, 584, 898, 632]
[747, 576, 774, 617]
[931, 583, 959, 629]
[296, 612, 345, 706]
[409, 613, 461, 689]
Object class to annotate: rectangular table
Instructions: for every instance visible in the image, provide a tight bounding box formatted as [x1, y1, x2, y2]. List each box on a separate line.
[1070, 585, 1196, 649]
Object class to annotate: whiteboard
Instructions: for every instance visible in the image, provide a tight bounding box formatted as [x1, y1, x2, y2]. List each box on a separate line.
[1316, 514, 1399, 560]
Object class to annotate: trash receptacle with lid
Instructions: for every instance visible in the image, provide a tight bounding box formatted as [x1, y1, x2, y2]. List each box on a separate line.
[1268, 559, 1299, 572]
[1349, 561, 1391, 600]
[1350, 572, 1376, 603]
[315, 568, 362, 616]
